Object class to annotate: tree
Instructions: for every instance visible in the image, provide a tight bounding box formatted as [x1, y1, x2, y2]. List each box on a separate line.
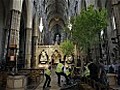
[71, 5, 108, 52]
[60, 40, 74, 56]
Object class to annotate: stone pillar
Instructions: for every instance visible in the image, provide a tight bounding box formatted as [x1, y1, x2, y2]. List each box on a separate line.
[32, 14, 38, 68]
[9, 9, 21, 49]
[112, 0, 120, 56]
[25, 28, 32, 68]
[7, 9, 21, 69]
[23, 0, 33, 68]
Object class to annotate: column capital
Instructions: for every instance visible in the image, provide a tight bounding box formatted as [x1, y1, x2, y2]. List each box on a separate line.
[10, 9, 21, 14]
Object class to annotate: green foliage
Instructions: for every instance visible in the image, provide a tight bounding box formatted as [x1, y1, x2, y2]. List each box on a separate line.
[71, 5, 108, 51]
[60, 40, 74, 56]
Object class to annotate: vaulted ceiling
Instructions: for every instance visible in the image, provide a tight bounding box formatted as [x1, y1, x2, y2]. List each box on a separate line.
[46, 0, 68, 30]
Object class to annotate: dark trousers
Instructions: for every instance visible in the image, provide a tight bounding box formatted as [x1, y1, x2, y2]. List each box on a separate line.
[43, 74, 51, 88]
[55, 72, 69, 85]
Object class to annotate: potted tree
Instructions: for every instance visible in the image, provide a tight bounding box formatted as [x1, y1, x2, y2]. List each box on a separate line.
[60, 40, 74, 66]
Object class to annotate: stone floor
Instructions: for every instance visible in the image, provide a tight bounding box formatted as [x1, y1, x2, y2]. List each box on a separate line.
[35, 67, 65, 90]
[34, 66, 120, 90]
[110, 85, 120, 90]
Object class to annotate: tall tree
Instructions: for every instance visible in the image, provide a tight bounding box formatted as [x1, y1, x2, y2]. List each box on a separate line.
[71, 5, 108, 53]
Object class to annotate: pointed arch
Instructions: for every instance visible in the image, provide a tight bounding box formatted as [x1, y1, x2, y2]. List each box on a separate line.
[51, 50, 61, 64]
[39, 49, 49, 64]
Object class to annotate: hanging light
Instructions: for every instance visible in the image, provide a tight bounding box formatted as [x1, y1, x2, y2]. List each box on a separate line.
[39, 17, 43, 32]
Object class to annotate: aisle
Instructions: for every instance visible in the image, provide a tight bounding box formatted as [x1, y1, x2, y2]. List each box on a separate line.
[35, 67, 65, 90]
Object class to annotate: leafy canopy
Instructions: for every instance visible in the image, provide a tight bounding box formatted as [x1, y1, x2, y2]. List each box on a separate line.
[60, 40, 74, 56]
[71, 5, 108, 51]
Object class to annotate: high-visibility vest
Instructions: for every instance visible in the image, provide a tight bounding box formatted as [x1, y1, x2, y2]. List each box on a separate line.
[55, 63, 64, 73]
[45, 69, 51, 76]
[65, 68, 71, 76]
[83, 62, 92, 76]
[84, 66, 90, 77]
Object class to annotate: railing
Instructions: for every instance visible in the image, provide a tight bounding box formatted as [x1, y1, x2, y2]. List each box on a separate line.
[19, 68, 44, 89]
[0, 68, 45, 90]
[20, 68, 44, 83]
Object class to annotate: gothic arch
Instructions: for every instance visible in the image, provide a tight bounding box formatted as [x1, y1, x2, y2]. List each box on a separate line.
[47, 14, 66, 26]
[49, 19, 65, 31]
[21, 0, 27, 27]
[39, 50, 49, 64]
[51, 50, 61, 64]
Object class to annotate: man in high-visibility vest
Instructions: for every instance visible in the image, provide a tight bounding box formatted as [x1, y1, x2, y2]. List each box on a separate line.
[55, 61, 69, 86]
[43, 66, 51, 89]
[65, 67, 71, 83]
[65, 67, 71, 77]
[83, 66, 90, 77]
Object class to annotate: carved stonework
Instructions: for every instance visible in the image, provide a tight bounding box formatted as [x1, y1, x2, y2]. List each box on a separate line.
[9, 10, 21, 48]
[6, 9, 21, 68]
[36, 45, 63, 67]
[51, 50, 61, 64]
[39, 50, 48, 64]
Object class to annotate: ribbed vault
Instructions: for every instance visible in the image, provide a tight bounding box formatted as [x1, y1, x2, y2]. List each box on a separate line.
[46, 0, 67, 30]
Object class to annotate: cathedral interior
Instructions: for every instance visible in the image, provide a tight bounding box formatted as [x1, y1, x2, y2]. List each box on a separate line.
[0, 0, 120, 90]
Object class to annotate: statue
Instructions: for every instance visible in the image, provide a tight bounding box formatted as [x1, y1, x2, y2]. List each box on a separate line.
[55, 34, 59, 45]
[39, 50, 48, 62]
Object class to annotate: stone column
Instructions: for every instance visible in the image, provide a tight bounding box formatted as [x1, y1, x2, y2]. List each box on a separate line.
[112, 0, 120, 56]
[7, 9, 21, 69]
[25, 28, 32, 68]
[32, 14, 38, 68]
[23, 0, 33, 68]
[9, 9, 21, 48]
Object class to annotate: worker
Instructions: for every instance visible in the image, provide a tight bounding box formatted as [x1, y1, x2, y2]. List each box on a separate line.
[43, 66, 51, 89]
[55, 60, 69, 86]
[83, 66, 90, 77]
[65, 67, 71, 82]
